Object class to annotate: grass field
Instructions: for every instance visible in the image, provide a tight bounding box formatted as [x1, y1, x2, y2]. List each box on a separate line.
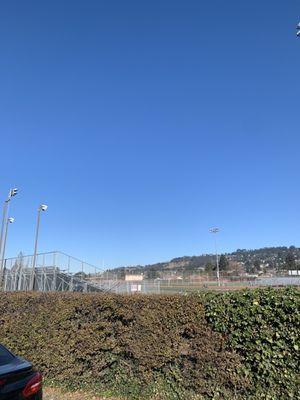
[159, 282, 250, 293]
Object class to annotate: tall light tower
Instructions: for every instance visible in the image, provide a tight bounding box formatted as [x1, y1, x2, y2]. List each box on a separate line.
[0, 189, 18, 263]
[30, 204, 48, 290]
[0, 217, 15, 285]
[209, 227, 220, 287]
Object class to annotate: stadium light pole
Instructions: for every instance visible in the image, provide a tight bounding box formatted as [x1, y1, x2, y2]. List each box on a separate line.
[30, 204, 48, 290]
[209, 227, 220, 287]
[0, 189, 18, 264]
[0, 217, 15, 290]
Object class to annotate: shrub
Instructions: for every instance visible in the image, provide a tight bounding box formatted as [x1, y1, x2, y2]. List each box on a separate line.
[0, 288, 298, 399]
[204, 287, 300, 399]
[0, 292, 246, 399]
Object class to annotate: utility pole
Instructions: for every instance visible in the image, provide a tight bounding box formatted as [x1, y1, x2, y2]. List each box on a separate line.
[30, 204, 48, 290]
[0, 189, 18, 283]
[0, 217, 15, 290]
[209, 227, 220, 287]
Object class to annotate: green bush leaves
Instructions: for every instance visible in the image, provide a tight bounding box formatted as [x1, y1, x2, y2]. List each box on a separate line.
[204, 287, 300, 399]
[0, 289, 298, 399]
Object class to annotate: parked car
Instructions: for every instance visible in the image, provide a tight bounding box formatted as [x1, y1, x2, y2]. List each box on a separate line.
[0, 344, 42, 399]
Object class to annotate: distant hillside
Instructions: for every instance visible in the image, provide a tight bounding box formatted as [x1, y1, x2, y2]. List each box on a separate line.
[108, 246, 300, 278]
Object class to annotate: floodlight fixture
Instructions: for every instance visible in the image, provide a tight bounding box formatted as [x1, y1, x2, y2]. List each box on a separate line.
[39, 204, 48, 212]
[8, 188, 18, 199]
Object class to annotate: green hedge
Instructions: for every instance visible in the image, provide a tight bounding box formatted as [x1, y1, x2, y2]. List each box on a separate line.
[0, 288, 298, 399]
[204, 287, 300, 399]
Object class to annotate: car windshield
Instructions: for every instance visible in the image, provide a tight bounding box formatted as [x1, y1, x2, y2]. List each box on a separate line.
[0, 345, 15, 366]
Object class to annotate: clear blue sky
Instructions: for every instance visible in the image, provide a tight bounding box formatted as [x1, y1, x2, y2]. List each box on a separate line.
[1, 1, 300, 268]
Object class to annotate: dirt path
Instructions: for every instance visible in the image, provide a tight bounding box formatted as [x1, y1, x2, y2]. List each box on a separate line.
[44, 387, 120, 400]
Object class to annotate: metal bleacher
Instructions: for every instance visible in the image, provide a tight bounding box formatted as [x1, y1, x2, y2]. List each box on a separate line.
[1, 251, 115, 293]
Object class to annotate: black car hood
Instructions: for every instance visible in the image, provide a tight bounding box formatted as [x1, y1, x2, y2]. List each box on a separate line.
[0, 357, 32, 377]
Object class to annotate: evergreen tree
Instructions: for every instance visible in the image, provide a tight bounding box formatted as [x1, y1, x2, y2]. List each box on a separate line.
[245, 260, 252, 273]
[285, 252, 296, 270]
[253, 260, 261, 272]
[147, 269, 159, 279]
[205, 262, 214, 272]
[219, 254, 229, 271]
